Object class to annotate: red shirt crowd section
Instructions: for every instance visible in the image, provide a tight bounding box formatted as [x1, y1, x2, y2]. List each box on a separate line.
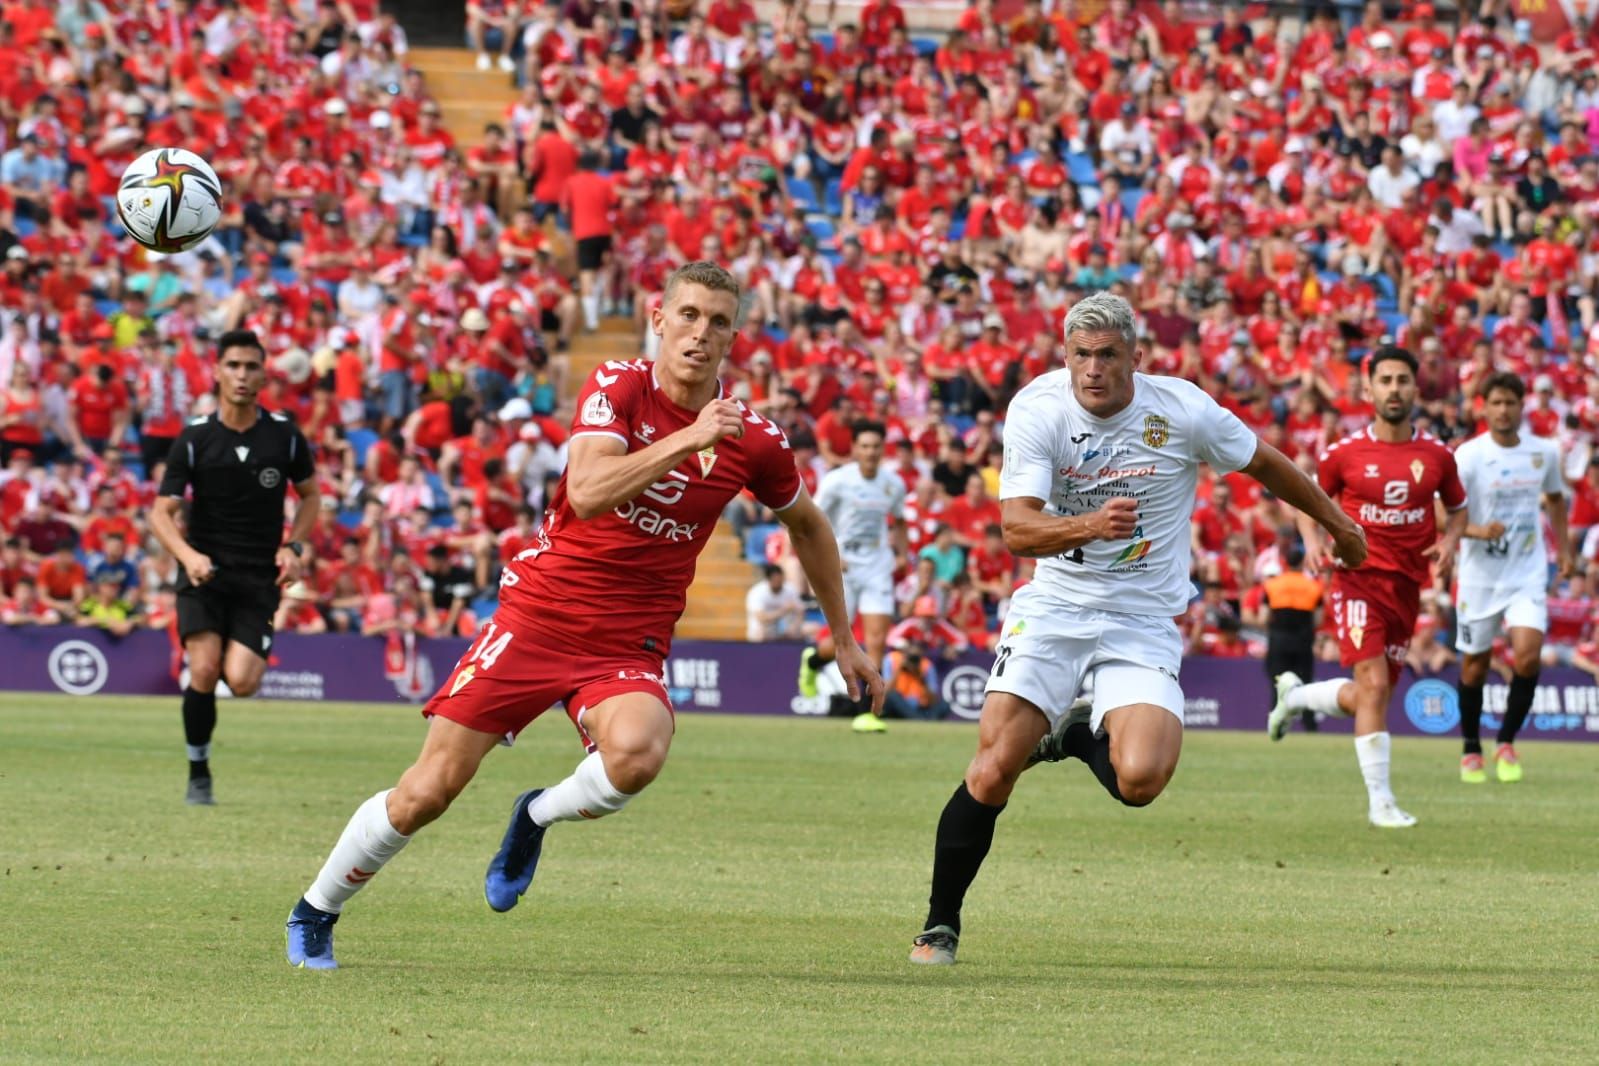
[0, 0, 1598, 675]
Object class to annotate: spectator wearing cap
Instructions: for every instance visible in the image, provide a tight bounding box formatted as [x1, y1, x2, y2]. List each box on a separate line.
[966, 314, 1019, 411]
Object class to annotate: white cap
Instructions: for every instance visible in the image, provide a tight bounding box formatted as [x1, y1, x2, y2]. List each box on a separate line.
[1370, 30, 1394, 49]
[518, 421, 544, 442]
[325, 97, 348, 115]
[460, 307, 490, 331]
[1284, 136, 1307, 154]
[369, 109, 392, 129]
[498, 397, 533, 421]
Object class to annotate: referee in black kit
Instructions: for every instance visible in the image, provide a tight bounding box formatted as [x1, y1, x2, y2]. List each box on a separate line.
[149, 330, 319, 805]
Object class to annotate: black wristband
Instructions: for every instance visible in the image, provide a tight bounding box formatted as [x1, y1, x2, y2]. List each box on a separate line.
[284, 541, 305, 558]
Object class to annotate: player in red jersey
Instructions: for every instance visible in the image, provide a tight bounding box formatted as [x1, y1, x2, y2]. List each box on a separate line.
[285, 264, 884, 968]
[1268, 346, 1467, 828]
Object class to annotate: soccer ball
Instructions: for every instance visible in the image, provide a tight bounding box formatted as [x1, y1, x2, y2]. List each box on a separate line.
[116, 148, 223, 253]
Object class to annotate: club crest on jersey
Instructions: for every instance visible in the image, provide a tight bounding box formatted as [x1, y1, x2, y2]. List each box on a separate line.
[581, 391, 615, 426]
[1349, 625, 1364, 649]
[1142, 414, 1169, 449]
[1410, 459, 1425, 483]
[697, 446, 718, 478]
[1364, 463, 1381, 479]
[449, 664, 476, 697]
[1531, 454, 1544, 469]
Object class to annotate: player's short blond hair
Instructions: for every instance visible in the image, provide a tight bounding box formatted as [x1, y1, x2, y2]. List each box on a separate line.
[663, 260, 741, 306]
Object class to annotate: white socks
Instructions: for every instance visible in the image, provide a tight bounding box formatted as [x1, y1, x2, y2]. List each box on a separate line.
[1354, 732, 1394, 807]
[304, 790, 412, 914]
[526, 752, 633, 827]
[580, 293, 600, 331]
[1285, 679, 1351, 716]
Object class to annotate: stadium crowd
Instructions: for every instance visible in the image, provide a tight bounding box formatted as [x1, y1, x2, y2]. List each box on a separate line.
[1, 0, 1599, 690]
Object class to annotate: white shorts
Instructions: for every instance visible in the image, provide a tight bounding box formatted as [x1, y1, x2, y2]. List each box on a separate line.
[1456, 595, 1547, 654]
[842, 553, 895, 618]
[985, 588, 1185, 733]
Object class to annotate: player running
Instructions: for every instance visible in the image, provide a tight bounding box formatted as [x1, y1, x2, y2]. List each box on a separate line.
[1451, 372, 1572, 783]
[1269, 346, 1468, 827]
[285, 262, 883, 969]
[813, 420, 906, 733]
[908, 293, 1366, 965]
[148, 330, 318, 806]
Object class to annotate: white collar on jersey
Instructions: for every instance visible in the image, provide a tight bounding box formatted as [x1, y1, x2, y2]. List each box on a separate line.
[651, 364, 726, 401]
[1364, 425, 1419, 443]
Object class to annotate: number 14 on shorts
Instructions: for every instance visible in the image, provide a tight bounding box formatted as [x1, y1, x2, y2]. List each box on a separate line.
[451, 622, 514, 695]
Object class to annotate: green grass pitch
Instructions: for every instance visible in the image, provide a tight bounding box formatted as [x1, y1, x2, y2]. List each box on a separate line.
[3, 693, 1597, 1064]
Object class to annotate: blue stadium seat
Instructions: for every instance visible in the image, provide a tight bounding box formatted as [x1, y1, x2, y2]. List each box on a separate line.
[1372, 273, 1396, 304]
[1482, 313, 1501, 336]
[399, 232, 429, 247]
[787, 176, 818, 211]
[424, 471, 449, 511]
[429, 512, 456, 529]
[1119, 187, 1147, 217]
[744, 523, 778, 565]
[336, 508, 363, 529]
[806, 215, 836, 244]
[14, 217, 35, 238]
[765, 327, 788, 343]
[345, 427, 378, 465]
[1064, 152, 1099, 186]
[1378, 311, 1407, 337]
[271, 267, 300, 287]
[912, 36, 939, 58]
[95, 299, 120, 317]
[469, 594, 499, 620]
[948, 218, 965, 241]
[1317, 270, 1340, 288]
[823, 177, 843, 216]
[813, 31, 834, 51]
[1541, 318, 1556, 347]
[819, 249, 842, 268]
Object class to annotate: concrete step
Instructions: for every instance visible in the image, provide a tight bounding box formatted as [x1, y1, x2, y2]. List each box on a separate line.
[408, 46, 518, 143]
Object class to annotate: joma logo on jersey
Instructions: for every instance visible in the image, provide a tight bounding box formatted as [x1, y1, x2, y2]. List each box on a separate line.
[614, 500, 701, 541]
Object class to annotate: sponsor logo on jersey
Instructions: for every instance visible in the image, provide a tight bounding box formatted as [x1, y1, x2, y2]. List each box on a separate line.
[1358, 502, 1428, 525]
[635, 421, 657, 443]
[1112, 540, 1153, 566]
[1364, 463, 1381, 479]
[1070, 432, 1092, 444]
[258, 468, 281, 488]
[1142, 414, 1169, 449]
[615, 499, 701, 541]
[1410, 458, 1425, 483]
[1061, 462, 1158, 481]
[581, 391, 615, 426]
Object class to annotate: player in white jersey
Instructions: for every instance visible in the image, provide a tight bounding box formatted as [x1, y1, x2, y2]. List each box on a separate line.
[908, 292, 1367, 965]
[1452, 372, 1572, 784]
[811, 421, 907, 733]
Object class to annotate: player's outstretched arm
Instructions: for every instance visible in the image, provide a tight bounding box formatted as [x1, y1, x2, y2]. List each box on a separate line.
[777, 487, 886, 712]
[997, 496, 1136, 558]
[565, 399, 745, 519]
[1240, 441, 1368, 569]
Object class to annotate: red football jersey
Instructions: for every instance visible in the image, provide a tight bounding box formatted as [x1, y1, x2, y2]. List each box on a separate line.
[1316, 427, 1466, 584]
[499, 360, 801, 657]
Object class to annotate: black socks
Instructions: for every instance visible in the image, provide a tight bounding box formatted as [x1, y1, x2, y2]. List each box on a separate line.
[183, 686, 217, 779]
[1459, 682, 1485, 756]
[1063, 722, 1147, 807]
[1498, 674, 1538, 746]
[924, 783, 1004, 935]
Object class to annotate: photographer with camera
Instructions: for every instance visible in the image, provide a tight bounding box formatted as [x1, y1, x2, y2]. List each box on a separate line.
[883, 637, 951, 721]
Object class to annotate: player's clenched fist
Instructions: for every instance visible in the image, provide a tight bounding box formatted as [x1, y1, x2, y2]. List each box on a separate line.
[1091, 497, 1139, 541]
[1331, 523, 1368, 569]
[686, 399, 745, 450]
[184, 551, 217, 586]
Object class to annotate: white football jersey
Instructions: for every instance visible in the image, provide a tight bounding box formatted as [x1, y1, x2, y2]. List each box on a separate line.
[1455, 432, 1564, 607]
[815, 461, 906, 564]
[1000, 370, 1259, 616]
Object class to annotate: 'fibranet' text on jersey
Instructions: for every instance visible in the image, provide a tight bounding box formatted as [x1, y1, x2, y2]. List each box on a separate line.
[159, 409, 315, 572]
[1000, 370, 1259, 616]
[498, 361, 801, 657]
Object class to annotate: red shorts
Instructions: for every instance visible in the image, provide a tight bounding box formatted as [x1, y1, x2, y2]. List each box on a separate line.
[421, 615, 673, 747]
[1330, 569, 1420, 686]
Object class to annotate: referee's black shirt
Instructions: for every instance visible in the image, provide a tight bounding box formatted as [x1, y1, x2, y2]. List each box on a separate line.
[159, 409, 315, 573]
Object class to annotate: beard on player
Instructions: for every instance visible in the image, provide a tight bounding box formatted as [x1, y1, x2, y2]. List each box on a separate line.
[1367, 354, 1419, 427]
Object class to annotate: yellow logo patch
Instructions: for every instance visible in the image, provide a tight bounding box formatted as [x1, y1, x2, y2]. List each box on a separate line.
[1410, 459, 1425, 483]
[697, 447, 718, 478]
[449, 664, 476, 697]
[1142, 414, 1169, 449]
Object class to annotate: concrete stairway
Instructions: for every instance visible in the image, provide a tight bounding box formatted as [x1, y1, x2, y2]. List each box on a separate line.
[407, 46, 517, 144]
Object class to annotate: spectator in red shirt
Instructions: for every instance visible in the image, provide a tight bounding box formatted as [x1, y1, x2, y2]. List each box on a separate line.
[66, 363, 128, 459]
[561, 150, 618, 332]
[942, 473, 1001, 550]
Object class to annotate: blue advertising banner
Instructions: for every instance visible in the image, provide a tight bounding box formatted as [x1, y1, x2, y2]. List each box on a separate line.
[7, 627, 1599, 742]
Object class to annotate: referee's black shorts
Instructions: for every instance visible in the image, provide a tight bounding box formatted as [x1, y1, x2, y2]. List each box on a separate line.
[177, 567, 282, 659]
[575, 234, 611, 272]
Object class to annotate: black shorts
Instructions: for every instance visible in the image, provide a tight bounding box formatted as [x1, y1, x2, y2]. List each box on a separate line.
[177, 568, 282, 658]
[575, 234, 611, 271]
